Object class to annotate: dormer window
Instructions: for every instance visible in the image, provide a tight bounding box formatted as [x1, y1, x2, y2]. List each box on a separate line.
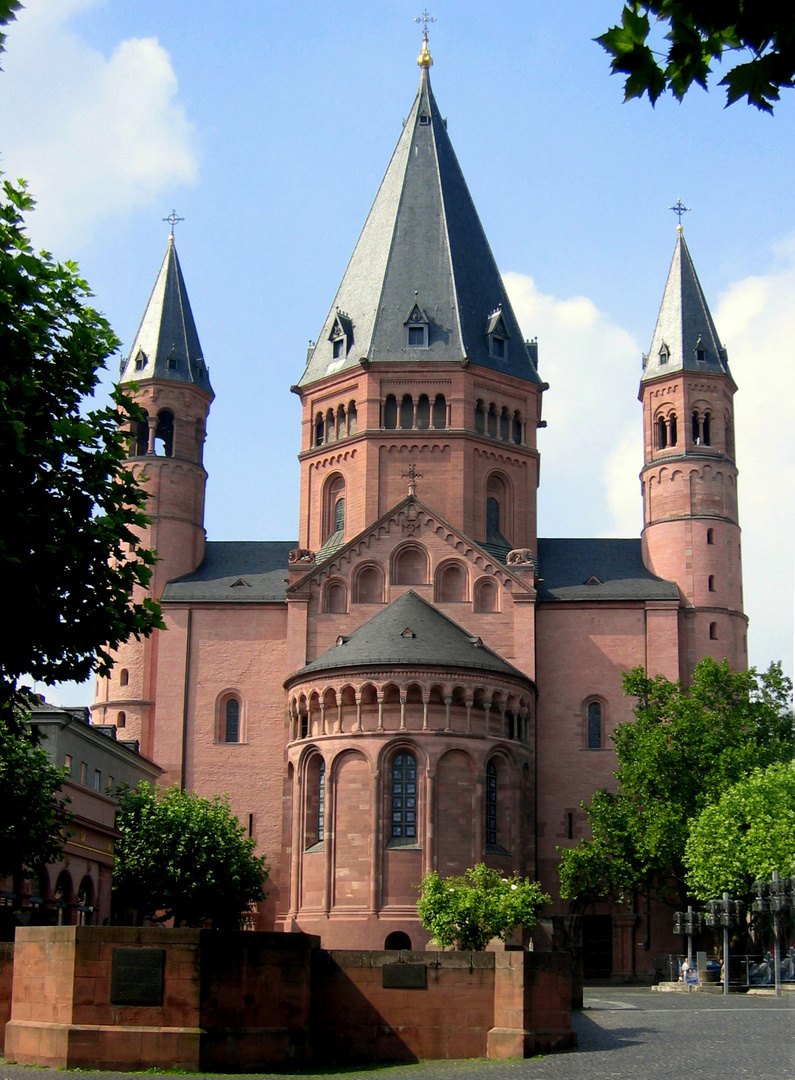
[419, 113, 430, 126]
[486, 307, 510, 362]
[659, 343, 669, 365]
[167, 346, 178, 370]
[134, 350, 146, 371]
[694, 336, 706, 363]
[328, 310, 353, 360]
[404, 302, 429, 349]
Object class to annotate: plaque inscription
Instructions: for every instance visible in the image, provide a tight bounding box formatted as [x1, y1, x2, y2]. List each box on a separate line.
[110, 947, 165, 1007]
[382, 963, 426, 989]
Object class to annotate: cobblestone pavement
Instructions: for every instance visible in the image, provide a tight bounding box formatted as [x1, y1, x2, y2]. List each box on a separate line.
[2, 988, 793, 1080]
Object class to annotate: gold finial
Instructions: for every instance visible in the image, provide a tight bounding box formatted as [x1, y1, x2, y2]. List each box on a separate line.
[415, 9, 435, 68]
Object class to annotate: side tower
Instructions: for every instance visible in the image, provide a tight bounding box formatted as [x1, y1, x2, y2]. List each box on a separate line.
[91, 233, 214, 755]
[640, 224, 746, 678]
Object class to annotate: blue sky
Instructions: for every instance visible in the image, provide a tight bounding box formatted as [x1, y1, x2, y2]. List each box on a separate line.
[3, 0, 793, 700]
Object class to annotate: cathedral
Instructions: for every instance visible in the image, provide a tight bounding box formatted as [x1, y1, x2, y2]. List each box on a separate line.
[90, 32, 746, 978]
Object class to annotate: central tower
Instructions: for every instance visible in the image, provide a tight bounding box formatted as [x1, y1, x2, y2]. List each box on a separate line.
[292, 33, 545, 562]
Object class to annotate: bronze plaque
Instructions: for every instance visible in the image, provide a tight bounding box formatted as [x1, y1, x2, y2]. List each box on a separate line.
[110, 947, 165, 1006]
[382, 963, 426, 989]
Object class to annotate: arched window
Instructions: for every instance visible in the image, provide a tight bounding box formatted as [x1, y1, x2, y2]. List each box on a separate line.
[400, 394, 414, 429]
[587, 701, 602, 749]
[325, 579, 347, 613]
[487, 403, 498, 438]
[317, 760, 326, 842]
[135, 411, 149, 456]
[709, 622, 718, 640]
[436, 561, 467, 603]
[657, 415, 667, 449]
[384, 394, 397, 429]
[119, 668, 129, 686]
[706, 528, 715, 545]
[486, 497, 500, 535]
[323, 473, 345, 541]
[391, 752, 418, 843]
[347, 401, 358, 435]
[354, 564, 384, 603]
[116, 711, 126, 729]
[225, 698, 240, 743]
[500, 407, 510, 441]
[474, 578, 498, 613]
[512, 411, 522, 445]
[433, 394, 446, 429]
[154, 410, 174, 457]
[325, 408, 336, 443]
[394, 544, 428, 585]
[475, 400, 485, 435]
[336, 405, 346, 439]
[416, 394, 430, 429]
[670, 414, 678, 445]
[315, 414, 324, 446]
[708, 575, 715, 592]
[486, 760, 498, 847]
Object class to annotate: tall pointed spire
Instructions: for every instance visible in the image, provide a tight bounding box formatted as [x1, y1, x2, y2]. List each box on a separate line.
[642, 227, 732, 385]
[298, 44, 540, 388]
[120, 235, 213, 395]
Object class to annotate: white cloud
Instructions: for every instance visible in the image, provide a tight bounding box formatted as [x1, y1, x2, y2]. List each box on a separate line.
[503, 271, 642, 538]
[1, 0, 198, 250]
[716, 246, 795, 677]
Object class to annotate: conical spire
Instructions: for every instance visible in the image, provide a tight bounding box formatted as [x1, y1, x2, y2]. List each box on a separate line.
[120, 236, 213, 395]
[642, 227, 732, 384]
[298, 60, 540, 387]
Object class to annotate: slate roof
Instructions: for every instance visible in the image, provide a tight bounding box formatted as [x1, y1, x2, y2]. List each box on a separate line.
[536, 538, 679, 602]
[120, 237, 213, 395]
[161, 542, 296, 603]
[290, 591, 528, 682]
[297, 65, 541, 388]
[641, 228, 733, 386]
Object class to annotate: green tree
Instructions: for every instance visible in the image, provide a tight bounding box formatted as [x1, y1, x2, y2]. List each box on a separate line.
[558, 659, 793, 908]
[598, 3, 795, 112]
[0, 710, 70, 878]
[113, 782, 268, 928]
[0, 178, 162, 728]
[417, 863, 550, 951]
[684, 761, 795, 899]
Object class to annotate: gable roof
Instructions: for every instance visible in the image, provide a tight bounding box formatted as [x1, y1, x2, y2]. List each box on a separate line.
[120, 236, 213, 395]
[641, 227, 733, 387]
[161, 542, 296, 603]
[536, 538, 679, 602]
[288, 590, 528, 682]
[297, 65, 541, 388]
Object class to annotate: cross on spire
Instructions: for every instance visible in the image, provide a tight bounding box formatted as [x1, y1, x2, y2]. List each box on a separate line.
[669, 199, 691, 226]
[402, 463, 423, 497]
[415, 9, 436, 68]
[163, 209, 185, 237]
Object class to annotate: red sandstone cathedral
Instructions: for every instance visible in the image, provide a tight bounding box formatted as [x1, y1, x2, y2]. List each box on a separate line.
[91, 33, 746, 978]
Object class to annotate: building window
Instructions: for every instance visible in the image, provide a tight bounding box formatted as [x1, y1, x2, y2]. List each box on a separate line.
[706, 528, 715, 545]
[475, 400, 485, 435]
[154, 410, 174, 457]
[708, 575, 716, 592]
[709, 622, 718, 640]
[93, 769, 102, 792]
[433, 394, 446, 429]
[323, 473, 346, 541]
[391, 752, 418, 843]
[64, 754, 72, 775]
[384, 394, 397, 429]
[512, 411, 522, 445]
[225, 698, 240, 743]
[119, 668, 129, 686]
[400, 393, 414, 429]
[80, 762, 87, 785]
[587, 701, 602, 749]
[317, 760, 326, 843]
[416, 394, 430, 429]
[408, 325, 425, 346]
[116, 711, 126, 729]
[486, 760, 498, 846]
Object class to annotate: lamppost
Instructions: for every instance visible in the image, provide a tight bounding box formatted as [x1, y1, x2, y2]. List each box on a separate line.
[751, 871, 795, 999]
[705, 894, 744, 996]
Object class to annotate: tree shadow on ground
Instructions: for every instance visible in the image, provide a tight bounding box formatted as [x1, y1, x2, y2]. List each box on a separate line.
[572, 1010, 657, 1055]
